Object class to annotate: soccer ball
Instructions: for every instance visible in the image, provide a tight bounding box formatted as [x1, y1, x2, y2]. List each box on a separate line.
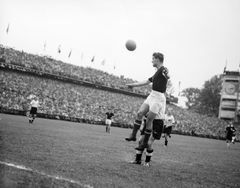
[125, 40, 136, 51]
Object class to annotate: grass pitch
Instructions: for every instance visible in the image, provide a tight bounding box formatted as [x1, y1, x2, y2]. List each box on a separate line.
[0, 114, 240, 188]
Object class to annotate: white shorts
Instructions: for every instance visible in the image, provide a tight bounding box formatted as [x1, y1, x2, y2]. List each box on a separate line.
[105, 119, 112, 126]
[143, 90, 166, 119]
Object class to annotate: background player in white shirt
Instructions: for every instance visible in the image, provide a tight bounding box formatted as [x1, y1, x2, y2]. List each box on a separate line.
[29, 96, 39, 124]
[163, 111, 175, 147]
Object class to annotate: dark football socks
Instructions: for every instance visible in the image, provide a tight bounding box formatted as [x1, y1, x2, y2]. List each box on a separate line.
[142, 129, 152, 144]
[145, 149, 153, 162]
[132, 119, 142, 137]
[135, 149, 143, 162]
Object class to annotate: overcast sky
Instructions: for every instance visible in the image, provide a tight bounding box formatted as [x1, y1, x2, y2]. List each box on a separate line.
[1, 0, 240, 100]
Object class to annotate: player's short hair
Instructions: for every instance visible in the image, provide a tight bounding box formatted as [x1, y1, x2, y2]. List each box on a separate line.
[153, 52, 164, 62]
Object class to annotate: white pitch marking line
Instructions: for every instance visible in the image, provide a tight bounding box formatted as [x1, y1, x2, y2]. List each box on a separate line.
[0, 161, 93, 188]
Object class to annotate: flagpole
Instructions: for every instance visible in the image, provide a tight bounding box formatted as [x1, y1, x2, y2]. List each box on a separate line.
[81, 51, 83, 66]
[112, 61, 116, 75]
[223, 59, 227, 73]
[6, 23, 10, 47]
[43, 41, 47, 56]
[6, 33, 8, 47]
[69, 56, 73, 76]
[178, 81, 181, 96]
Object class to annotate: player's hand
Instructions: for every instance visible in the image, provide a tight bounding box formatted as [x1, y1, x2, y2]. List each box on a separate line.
[163, 67, 170, 79]
[126, 84, 133, 89]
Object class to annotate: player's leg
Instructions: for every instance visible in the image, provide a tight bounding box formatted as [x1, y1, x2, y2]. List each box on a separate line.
[164, 136, 168, 147]
[138, 117, 147, 144]
[142, 136, 154, 167]
[226, 139, 230, 148]
[29, 108, 33, 123]
[131, 130, 145, 164]
[165, 127, 171, 146]
[138, 135, 144, 145]
[143, 119, 163, 166]
[232, 135, 235, 144]
[132, 120, 150, 165]
[29, 113, 32, 123]
[162, 125, 166, 138]
[168, 126, 172, 138]
[130, 148, 144, 164]
[108, 122, 111, 133]
[125, 103, 149, 141]
[105, 119, 108, 132]
[29, 108, 34, 123]
[32, 114, 36, 123]
[135, 111, 156, 150]
[138, 122, 146, 145]
[31, 108, 37, 123]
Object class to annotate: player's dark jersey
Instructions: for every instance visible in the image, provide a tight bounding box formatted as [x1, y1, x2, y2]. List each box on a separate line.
[226, 126, 236, 140]
[148, 66, 169, 93]
[106, 112, 114, 120]
[226, 126, 235, 134]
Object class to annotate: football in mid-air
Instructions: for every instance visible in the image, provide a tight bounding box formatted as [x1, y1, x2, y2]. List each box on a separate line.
[125, 40, 136, 51]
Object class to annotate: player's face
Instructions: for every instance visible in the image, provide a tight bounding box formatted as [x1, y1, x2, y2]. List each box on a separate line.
[151, 56, 158, 67]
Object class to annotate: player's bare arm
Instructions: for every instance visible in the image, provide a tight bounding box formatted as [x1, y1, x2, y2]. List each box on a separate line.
[126, 80, 151, 88]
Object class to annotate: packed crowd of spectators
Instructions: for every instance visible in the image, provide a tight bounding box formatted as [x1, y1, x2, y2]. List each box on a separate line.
[0, 69, 143, 125]
[0, 45, 151, 95]
[0, 45, 239, 140]
[168, 104, 232, 139]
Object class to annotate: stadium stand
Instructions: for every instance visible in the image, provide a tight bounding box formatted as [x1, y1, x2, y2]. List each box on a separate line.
[0, 45, 239, 140]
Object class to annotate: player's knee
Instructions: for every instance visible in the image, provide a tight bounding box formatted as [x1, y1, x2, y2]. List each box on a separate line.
[147, 142, 154, 150]
[136, 111, 145, 119]
[145, 118, 154, 128]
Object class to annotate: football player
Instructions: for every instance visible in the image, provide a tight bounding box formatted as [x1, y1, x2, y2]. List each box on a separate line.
[29, 96, 39, 124]
[125, 52, 170, 151]
[163, 111, 175, 147]
[105, 111, 114, 133]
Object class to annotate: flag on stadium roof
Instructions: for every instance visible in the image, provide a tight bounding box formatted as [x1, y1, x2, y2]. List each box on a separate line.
[101, 59, 105, 66]
[178, 81, 181, 96]
[68, 49, 72, 58]
[58, 45, 61, 53]
[91, 55, 95, 62]
[44, 42, 46, 52]
[223, 60, 227, 73]
[6, 23, 10, 34]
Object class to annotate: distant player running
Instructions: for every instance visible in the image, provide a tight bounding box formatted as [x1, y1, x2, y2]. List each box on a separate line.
[29, 96, 39, 124]
[163, 111, 175, 147]
[125, 52, 170, 150]
[225, 121, 236, 147]
[105, 111, 114, 133]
